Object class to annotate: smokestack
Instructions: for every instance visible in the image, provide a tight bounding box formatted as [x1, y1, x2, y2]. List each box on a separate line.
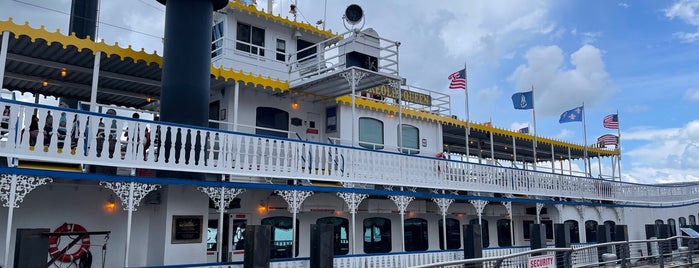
[70, 0, 98, 40]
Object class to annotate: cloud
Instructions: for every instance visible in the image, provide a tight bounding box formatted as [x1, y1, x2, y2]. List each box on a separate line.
[436, 1, 554, 63]
[553, 129, 574, 140]
[665, 0, 699, 42]
[508, 45, 615, 116]
[476, 86, 503, 103]
[623, 120, 699, 183]
[618, 2, 630, 8]
[685, 89, 699, 100]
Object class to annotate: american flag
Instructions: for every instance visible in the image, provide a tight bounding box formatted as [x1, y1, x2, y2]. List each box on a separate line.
[597, 134, 619, 146]
[448, 69, 467, 89]
[603, 114, 619, 129]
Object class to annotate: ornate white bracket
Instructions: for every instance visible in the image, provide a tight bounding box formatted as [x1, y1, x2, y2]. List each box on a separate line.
[340, 69, 369, 86]
[576, 205, 585, 220]
[501, 201, 512, 219]
[276, 190, 313, 214]
[614, 207, 624, 223]
[595, 206, 604, 221]
[554, 204, 565, 223]
[198, 186, 245, 212]
[433, 198, 455, 217]
[337, 192, 368, 214]
[469, 200, 489, 217]
[100, 181, 160, 211]
[1, 174, 53, 208]
[389, 195, 414, 215]
[536, 203, 545, 223]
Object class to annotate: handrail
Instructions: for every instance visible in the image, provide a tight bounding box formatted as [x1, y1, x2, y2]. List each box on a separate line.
[3, 99, 699, 205]
[411, 235, 699, 268]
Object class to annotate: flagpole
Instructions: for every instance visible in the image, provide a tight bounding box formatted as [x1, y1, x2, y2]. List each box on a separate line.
[616, 110, 622, 181]
[582, 102, 589, 176]
[531, 85, 538, 171]
[464, 63, 470, 162]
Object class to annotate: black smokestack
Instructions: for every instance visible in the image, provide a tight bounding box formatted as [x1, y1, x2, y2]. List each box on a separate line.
[70, 0, 98, 40]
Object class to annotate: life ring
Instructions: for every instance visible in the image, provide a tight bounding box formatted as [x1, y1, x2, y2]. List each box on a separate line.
[48, 223, 90, 262]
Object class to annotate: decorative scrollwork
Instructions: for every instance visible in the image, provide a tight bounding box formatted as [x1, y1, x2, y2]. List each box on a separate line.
[433, 198, 455, 217]
[100, 181, 160, 211]
[198, 186, 245, 212]
[276, 190, 313, 214]
[1, 174, 53, 208]
[340, 69, 369, 86]
[337, 192, 368, 214]
[554, 204, 565, 223]
[389, 195, 414, 215]
[469, 199, 489, 217]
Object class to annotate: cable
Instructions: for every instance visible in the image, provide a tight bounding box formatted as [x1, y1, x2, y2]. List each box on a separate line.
[11, 0, 164, 40]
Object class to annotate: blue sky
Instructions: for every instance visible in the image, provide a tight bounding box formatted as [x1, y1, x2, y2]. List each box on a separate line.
[1, 0, 698, 183]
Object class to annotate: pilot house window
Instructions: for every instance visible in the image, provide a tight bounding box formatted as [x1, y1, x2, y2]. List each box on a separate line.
[211, 21, 224, 58]
[236, 22, 265, 56]
[398, 124, 419, 154]
[276, 39, 286, 62]
[359, 117, 384, 150]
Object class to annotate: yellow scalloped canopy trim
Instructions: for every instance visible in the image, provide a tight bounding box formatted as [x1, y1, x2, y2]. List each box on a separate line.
[211, 65, 288, 92]
[0, 18, 162, 66]
[228, 0, 336, 39]
[335, 95, 618, 157]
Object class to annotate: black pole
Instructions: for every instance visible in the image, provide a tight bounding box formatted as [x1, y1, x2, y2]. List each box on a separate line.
[156, 0, 227, 127]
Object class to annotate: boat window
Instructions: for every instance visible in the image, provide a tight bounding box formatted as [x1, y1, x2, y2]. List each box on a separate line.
[468, 219, 490, 248]
[363, 217, 391, 253]
[668, 218, 677, 236]
[542, 220, 553, 240]
[256, 107, 289, 138]
[604, 220, 616, 240]
[655, 219, 664, 225]
[564, 220, 580, 243]
[679, 217, 687, 227]
[236, 22, 265, 56]
[690, 215, 696, 226]
[261, 216, 299, 258]
[212, 21, 224, 58]
[359, 117, 384, 150]
[496, 219, 512, 247]
[316, 217, 349, 255]
[404, 218, 428, 251]
[523, 220, 533, 240]
[297, 39, 317, 62]
[398, 124, 419, 154]
[438, 218, 461, 249]
[585, 220, 598, 242]
[276, 39, 286, 62]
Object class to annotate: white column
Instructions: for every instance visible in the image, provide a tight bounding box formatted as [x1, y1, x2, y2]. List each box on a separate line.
[337, 192, 367, 255]
[276, 189, 313, 258]
[433, 196, 454, 249]
[0, 31, 10, 89]
[551, 143, 555, 172]
[89, 51, 102, 112]
[232, 82, 240, 132]
[389, 194, 414, 251]
[198, 185, 245, 262]
[512, 136, 517, 164]
[2, 174, 52, 268]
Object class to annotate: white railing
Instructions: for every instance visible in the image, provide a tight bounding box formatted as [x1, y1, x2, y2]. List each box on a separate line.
[3, 99, 699, 205]
[287, 30, 400, 85]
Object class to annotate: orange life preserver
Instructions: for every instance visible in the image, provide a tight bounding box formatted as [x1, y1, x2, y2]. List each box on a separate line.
[48, 223, 90, 262]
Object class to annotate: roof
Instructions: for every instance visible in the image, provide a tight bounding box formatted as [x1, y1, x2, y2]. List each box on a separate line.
[0, 18, 289, 109]
[225, 0, 337, 40]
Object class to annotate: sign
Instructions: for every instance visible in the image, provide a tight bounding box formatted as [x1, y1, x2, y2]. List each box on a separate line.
[528, 254, 555, 268]
[171, 215, 203, 244]
[364, 85, 432, 106]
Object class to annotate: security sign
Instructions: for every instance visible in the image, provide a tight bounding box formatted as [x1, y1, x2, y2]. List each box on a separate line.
[528, 254, 555, 268]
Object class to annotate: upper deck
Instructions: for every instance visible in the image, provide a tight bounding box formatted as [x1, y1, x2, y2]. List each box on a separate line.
[0, 98, 696, 206]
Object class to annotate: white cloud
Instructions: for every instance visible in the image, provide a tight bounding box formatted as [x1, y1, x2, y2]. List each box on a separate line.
[665, 0, 699, 42]
[618, 2, 630, 8]
[436, 1, 554, 63]
[553, 129, 574, 140]
[476, 86, 502, 103]
[508, 45, 614, 116]
[686, 89, 699, 100]
[623, 120, 699, 183]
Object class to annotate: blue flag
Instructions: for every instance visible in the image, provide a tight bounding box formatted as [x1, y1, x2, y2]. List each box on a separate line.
[559, 106, 584, 123]
[511, 91, 534, 110]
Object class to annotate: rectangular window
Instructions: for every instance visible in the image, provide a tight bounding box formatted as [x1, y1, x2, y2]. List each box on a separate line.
[359, 117, 384, 150]
[211, 21, 224, 58]
[276, 39, 286, 62]
[236, 22, 265, 56]
[398, 124, 419, 154]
